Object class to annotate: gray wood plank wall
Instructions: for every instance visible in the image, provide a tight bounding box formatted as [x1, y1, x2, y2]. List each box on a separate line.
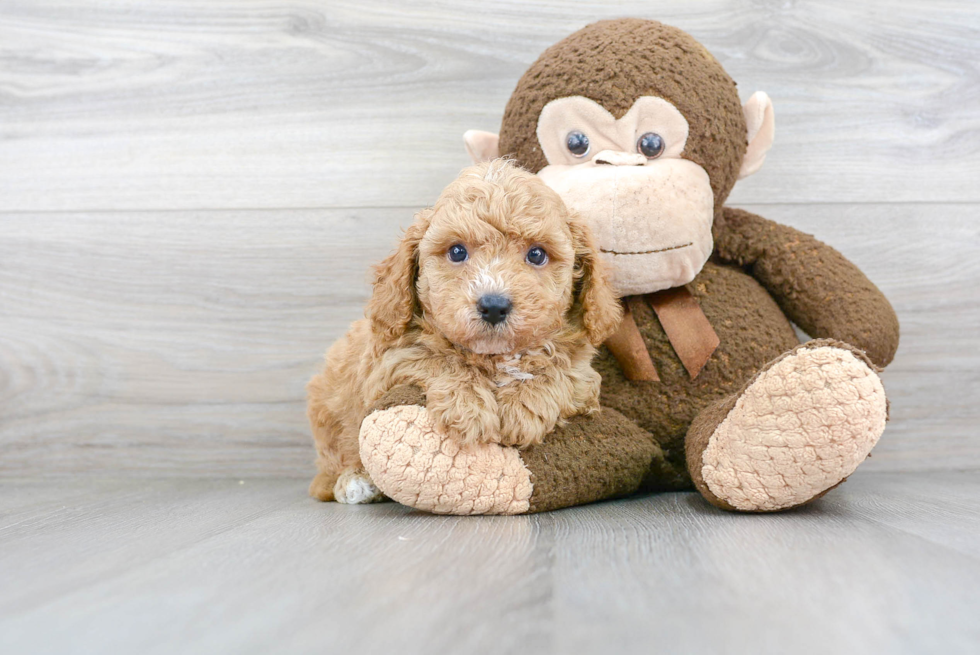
[1, 1, 978, 477]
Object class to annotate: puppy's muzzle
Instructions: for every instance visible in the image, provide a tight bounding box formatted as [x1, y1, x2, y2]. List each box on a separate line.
[477, 294, 512, 326]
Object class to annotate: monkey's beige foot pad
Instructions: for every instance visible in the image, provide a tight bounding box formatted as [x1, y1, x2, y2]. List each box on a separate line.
[359, 405, 533, 515]
[700, 344, 887, 512]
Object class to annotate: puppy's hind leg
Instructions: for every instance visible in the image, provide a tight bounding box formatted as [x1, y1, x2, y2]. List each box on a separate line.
[308, 372, 356, 502]
[307, 402, 385, 504]
[333, 468, 386, 505]
[309, 449, 343, 502]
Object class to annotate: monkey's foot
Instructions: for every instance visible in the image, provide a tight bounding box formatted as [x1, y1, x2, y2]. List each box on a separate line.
[359, 405, 533, 515]
[688, 340, 887, 512]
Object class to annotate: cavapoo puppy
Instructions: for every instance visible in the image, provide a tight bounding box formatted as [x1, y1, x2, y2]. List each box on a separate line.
[307, 160, 621, 503]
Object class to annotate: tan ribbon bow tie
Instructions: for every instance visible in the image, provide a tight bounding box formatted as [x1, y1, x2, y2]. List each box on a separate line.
[605, 286, 720, 382]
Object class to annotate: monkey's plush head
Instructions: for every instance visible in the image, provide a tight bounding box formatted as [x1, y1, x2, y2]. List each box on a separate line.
[464, 19, 775, 296]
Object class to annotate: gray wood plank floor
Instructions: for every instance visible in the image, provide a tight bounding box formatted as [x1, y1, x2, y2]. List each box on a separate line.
[1, 471, 978, 655]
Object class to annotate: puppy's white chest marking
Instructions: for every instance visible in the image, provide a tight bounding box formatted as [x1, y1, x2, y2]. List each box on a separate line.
[495, 353, 535, 387]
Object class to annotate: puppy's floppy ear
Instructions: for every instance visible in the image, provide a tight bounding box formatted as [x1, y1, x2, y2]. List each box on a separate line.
[368, 208, 432, 344]
[567, 213, 622, 346]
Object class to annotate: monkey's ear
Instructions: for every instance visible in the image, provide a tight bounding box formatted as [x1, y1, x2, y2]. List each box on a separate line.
[368, 209, 431, 344]
[463, 130, 500, 164]
[738, 91, 775, 179]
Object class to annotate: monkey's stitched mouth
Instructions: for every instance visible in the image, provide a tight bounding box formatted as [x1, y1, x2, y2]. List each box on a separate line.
[600, 242, 693, 256]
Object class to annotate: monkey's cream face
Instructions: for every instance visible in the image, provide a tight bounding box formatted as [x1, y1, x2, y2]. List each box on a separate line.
[415, 175, 577, 355]
[536, 96, 715, 297]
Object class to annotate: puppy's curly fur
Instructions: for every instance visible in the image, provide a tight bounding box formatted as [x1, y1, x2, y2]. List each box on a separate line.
[307, 160, 622, 502]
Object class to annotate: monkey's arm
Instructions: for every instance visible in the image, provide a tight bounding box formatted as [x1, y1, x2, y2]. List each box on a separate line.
[359, 386, 684, 514]
[714, 207, 899, 367]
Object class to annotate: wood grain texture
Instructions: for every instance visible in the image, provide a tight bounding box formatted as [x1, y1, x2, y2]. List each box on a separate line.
[0, 472, 978, 654]
[0, 0, 978, 211]
[1, 203, 977, 477]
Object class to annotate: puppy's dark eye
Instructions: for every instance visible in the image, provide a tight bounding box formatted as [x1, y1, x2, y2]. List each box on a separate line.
[526, 246, 548, 266]
[637, 132, 665, 159]
[566, 131, 590, 157]
[447, 243, 468, 263]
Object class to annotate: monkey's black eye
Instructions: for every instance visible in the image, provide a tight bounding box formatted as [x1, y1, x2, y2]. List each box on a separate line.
[447, 244, 468, 263]
[637, 132, 665, 159]
[526, 246, 548, 266]
[566, 131, 590, 157]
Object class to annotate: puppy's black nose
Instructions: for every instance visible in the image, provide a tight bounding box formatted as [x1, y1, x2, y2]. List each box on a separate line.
[477, 294, 512, 326]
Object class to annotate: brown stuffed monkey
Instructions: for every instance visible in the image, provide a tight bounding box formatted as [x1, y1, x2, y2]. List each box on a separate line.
[356, 18, 900, 514]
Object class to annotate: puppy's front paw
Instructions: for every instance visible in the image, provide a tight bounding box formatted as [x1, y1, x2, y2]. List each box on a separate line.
[333, 469, 385, 504]
[497, 398, 557, 448]
[430, 401, 501, 445]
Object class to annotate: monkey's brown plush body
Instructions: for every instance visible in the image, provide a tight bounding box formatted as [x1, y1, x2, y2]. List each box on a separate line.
[354, 19, 899, 514]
